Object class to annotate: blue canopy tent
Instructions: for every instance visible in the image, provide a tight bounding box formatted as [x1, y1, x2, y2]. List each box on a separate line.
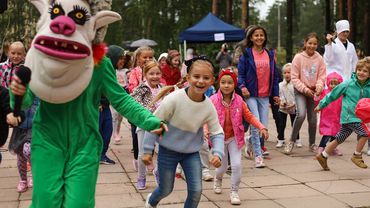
[178, 12, 245, 59]
[179, 12, 245, 43]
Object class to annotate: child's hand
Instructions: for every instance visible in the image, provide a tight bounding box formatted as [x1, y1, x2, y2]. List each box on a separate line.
[150, 122, 168, 135]
[6, 113, 21, 126]
[10, 76, 27, 96]
[260, 128, 269, 140]
[209, 155, 221, 168]
[141, 154, 153, 166]
[241, 87, 250, 98]
[315, 85, 323, 96]
[305, 89, 314, 98]
[273, 96, 280, 105]
[314, 105, 321, 113]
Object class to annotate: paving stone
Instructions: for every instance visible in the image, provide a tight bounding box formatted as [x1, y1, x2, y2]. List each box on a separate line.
[275, 195, 348, 208]
[95, 183, 137, 195]
[241, 174, 300, 187]
[306, 180, 370, 194]
[0, 168, 19, 178]
[216, 199, 284, 207]
[97, 173, 131, 184]
[256, 184, 322, 199]
[0, 188, 19, 202]
[95, 193, 143, 208]
[331, 192, 370, 207]
[0, 202, 19, 208]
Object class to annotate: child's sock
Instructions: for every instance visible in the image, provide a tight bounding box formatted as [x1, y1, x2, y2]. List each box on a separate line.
[354, 151, 362, 155]
[322, 151, 329, 158]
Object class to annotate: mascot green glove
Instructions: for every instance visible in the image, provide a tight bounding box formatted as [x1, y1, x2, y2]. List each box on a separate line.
[10, 1, 164, 207]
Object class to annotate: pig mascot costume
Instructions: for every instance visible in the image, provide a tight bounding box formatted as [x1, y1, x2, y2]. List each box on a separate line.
[13, 0, 163, 207]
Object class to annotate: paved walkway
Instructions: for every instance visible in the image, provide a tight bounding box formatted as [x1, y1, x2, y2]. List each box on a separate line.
[1, 113, 370, 208]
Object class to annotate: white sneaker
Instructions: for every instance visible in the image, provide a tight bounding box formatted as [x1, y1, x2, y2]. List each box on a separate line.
[202, 172, 213, 181]
[213, 179, 222, 194]
[145, 193, 156, 208]
[230, 191, 241, 205]
[255, 156, 265, 168]
[367, 149, 370, 156]
[276, 140, 284, 148]
[295, 139, 303, 148]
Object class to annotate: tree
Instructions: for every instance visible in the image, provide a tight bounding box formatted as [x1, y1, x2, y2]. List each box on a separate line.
[286, 0, 294, 62]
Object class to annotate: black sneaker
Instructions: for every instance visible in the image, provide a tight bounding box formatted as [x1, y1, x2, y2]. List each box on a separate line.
[100, 155, 116, 165]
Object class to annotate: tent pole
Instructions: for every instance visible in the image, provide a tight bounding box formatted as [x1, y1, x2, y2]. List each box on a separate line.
[184, 40, 187, 60]
[179, 43, 182, 63]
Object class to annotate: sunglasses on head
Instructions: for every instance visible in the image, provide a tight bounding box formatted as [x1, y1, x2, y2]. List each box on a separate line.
[184, 55, 213, 72]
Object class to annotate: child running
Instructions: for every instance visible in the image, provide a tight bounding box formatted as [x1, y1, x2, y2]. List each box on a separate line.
[128, 46, 155, 171]
[8, 97, 39, 192]
[142, 56, 224, 208]
[210, 69, 268, 205]
[317, 72, 343, 155]
[131, 60, 164, 190]
[277, 63, 300, 147]
[315, 57, 370, 170]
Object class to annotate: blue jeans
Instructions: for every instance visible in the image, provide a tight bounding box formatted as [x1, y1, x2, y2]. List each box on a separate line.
[149, 146, 202, 208]
[99, 106, 113, 157]
[246, 97, 269, 157]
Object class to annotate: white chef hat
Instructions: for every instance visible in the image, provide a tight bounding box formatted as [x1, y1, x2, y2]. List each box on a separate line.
[336, 20, 350, 34]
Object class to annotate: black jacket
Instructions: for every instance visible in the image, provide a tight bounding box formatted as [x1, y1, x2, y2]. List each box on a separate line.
[0, 86, 11, 146]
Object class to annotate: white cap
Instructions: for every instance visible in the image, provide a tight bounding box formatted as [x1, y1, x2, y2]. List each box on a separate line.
[158, 53, 168, 61]
[336, 20, 350, 34]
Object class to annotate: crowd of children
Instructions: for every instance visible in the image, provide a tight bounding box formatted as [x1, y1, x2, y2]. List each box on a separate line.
[1, 18, 370, 208]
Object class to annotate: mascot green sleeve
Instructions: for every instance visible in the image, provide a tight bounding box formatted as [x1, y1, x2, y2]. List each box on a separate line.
[13, 1, 162, 207]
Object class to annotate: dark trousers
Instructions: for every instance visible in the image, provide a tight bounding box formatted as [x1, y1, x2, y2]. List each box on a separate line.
[99, 106, 113, 157]
[319, 135, 335, 148]
[277, 112, 299, 141]
[269, 97, 281, 145]
[129, 122, 138, 160]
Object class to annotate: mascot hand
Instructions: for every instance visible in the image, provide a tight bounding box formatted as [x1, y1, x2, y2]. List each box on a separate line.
[6, 113, 21, 127]
[10, 76, 27, 96]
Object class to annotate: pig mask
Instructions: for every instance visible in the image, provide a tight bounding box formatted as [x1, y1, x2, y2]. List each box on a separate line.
[25, 0, 121, 103]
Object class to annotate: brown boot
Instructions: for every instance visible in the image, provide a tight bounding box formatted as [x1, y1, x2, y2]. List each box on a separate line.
[316, 153, 330, 171]
[351, 154, 368, 169]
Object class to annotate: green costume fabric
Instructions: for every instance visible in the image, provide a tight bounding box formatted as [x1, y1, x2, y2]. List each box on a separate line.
[11, 57, 161, 207]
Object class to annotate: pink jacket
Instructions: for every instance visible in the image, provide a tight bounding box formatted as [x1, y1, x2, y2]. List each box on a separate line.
[128, 66, 143, 93]
[210, 90, 264, 149]
[291, 51, 326, 94]
[318, 72, 343, 136]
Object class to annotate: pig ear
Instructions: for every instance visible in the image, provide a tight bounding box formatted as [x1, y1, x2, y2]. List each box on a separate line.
[94, 11, 121, 30]
[29, 0, 48, 14]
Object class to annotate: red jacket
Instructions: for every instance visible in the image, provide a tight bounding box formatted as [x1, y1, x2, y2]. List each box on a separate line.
[161, 63, 181, 85]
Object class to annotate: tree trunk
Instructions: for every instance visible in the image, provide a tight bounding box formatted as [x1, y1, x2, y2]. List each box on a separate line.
[325, 0, 331, 32]
[226, 0, 233, 23]
[241, 0, 248, 28]
[364, 1, 370, 56]
[347, 0, 355, 42]
[286, 0, 293, 62]
[212, 0, 218, 16]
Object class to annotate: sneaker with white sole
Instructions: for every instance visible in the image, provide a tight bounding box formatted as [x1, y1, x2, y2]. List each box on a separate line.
[230, 191, 241, 205]
[202, 172, 213, 181]
[136, 177, 146, 190]
[309, 144, 318, 153]
[284, 142, 294, 155]
[17, 180, 28, 193]
[367, 149, 370, 156]
[255, 156, 265, 168]
[213, 179, 222, 194]
[295, 139, 303, 148]
[145, 193, 156, 208]
[276, 140, 285, 148]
